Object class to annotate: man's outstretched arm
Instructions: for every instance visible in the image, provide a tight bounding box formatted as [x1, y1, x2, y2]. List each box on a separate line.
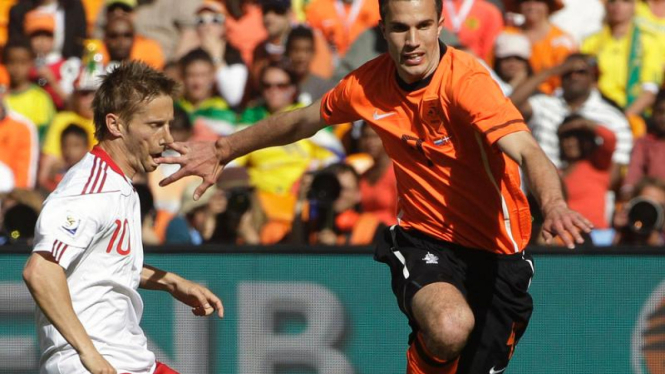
[141, 265, 224, 318]
[23, 253, 117, 374]
[156, 99, 328, 200]
[496, 131, 593, 248]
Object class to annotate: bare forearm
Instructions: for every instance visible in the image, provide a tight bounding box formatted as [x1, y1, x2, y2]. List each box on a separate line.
[510, 68, 556, 107]
[217, 103, 325, 163]
[23, 254, 97, 355]
[522, 146, 566, 213]
[140, 264, 181, 292]
[625, 90, 656, 117]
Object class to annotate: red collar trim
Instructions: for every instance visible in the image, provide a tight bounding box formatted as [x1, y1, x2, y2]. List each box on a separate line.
[91, 146, 126, 177]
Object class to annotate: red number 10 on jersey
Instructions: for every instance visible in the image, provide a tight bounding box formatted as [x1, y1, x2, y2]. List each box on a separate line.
[106, 219, 131, 255]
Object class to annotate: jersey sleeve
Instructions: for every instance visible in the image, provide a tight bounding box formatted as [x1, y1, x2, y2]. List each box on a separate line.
[32, 195, 113, 270]
[454, 70, 529, 145]
[320, 74, 362, 125]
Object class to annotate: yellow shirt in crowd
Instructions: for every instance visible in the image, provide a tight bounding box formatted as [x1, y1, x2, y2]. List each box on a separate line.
[581, 25, 664, 108]
[42, 111, 96, 158]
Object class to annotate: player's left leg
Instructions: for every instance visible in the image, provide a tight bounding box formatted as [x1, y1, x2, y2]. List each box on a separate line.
[456, 251, 534, 374]
[153, 362, 180, 374]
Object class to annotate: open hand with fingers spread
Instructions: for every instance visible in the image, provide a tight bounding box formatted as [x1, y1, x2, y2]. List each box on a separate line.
[155, 140, 226, 201]
[541, 201, 594, 249]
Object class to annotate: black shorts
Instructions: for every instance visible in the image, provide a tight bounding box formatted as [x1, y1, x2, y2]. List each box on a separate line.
[374, 225, 534, 374]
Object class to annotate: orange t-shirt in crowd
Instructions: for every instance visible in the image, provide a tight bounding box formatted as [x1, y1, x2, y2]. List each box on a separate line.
[320, 46, 532, 254]
[226, 3, 268, 66]
[101, 35, 165, 70]
[442, 0, 504, 61]
[306, 0, 380, 57]
[360, 163, 398, 226]
[505, 25, 576, 94]
[0, 111, 38, 189]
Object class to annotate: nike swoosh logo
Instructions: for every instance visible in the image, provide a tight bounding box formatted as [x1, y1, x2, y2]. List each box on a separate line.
[489, 367, 506, 374]
[373, 110, 396, 121]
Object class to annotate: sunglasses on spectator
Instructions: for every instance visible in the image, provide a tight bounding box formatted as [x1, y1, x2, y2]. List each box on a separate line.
[261, 4, 289, 15]
[196, 14, 225, 26]
[106, 31, 134, 39]
[261, 81, 292, 90]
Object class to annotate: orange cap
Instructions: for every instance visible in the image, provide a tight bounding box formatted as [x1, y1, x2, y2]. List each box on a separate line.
[24, 10, 55, 35]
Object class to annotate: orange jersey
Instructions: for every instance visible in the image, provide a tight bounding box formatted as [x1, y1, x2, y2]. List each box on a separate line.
[320, 46, 532, 254]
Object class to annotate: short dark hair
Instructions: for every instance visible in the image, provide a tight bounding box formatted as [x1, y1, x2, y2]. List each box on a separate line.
[286, 25, 314, 52]
[61, 124, 89, 144]
[379, 0, 442, 21]
[92, 61, 178, 141]
[2, 41, 34, 62]
[178, 48, 214, 74]
[259, 60, 298, 87]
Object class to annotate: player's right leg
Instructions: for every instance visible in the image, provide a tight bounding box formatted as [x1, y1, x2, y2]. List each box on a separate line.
[408, 282, 474, 373]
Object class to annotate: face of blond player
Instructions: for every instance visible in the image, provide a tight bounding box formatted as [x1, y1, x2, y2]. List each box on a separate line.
[117, 94, 174, 174]
[380, 0, 444, 84]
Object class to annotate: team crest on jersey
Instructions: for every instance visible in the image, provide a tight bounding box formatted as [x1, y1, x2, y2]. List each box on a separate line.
[61, 213, 80, 236]
[423, 252, 439, 264]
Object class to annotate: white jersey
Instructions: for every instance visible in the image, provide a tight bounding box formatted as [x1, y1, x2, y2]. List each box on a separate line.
[32, 147, 156, 374]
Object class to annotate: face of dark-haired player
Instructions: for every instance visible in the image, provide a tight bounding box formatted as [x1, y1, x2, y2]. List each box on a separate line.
[380, 0, 443, 84]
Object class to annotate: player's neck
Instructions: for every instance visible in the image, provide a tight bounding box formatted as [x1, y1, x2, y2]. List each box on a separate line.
[97, 140, 136, 179]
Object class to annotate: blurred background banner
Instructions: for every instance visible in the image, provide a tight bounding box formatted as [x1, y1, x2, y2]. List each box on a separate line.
[2, 247, 665, 374]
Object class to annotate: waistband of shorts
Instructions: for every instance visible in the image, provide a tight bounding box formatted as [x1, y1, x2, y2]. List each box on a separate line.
[395, 226, 527, 261]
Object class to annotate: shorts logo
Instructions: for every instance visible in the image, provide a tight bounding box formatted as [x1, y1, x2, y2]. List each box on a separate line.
[422, 252, 439, 264]
[61, 214, 80, 236]
[489, 366, 506, 374]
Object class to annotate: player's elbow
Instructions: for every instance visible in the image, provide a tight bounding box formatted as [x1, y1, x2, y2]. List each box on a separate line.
[22, 253, 50, 290]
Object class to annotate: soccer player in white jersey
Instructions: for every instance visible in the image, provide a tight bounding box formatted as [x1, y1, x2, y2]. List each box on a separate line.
[22, 61, 224, 374]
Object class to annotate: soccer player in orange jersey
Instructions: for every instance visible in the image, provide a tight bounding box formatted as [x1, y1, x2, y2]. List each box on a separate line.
[156, 0, 592, 372]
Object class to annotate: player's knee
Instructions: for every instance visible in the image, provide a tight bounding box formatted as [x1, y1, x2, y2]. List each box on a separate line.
[424, 307, 474, 359]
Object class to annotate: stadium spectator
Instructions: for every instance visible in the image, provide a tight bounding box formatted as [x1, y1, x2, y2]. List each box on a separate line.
[492, 31, 533, 96]
[332, 24, 459, 81]
[285, 25, 335, 106]
[504, 0, 576, 94]
[582, 0, 664, 118]
[96, 0, 203, 61]
[39, 124, 90, 192]
[0, 0, 18, 46]
[224, 0, 268, 65]
[0, 162, 15, 194]
[91, 0, 138, 39]
[3, 42, 56, 142]
[166, 182, 225, 245]
[614, 176, 665, 246]
[635, 0, 665, 39]
[623, 89, 665, 198]
[0, 77, 39, 189]
[236, 61, 338, 196]
[558, 115, 617, 245]
[25, 10, 81, 110]
[305, 0, 381, 58]
[8, 0, 86, 59]
[441, 0, 504, 61]
[177, 48, 237, 137]
[356, 122, 397, 226]
[208, 167, 263, 245]
[290, 162, 384, 245]
[134, 183, 160, 245]
[511, 53, 633, 187]
[194, 0, 248, 108]
[101, 15, 165, 70]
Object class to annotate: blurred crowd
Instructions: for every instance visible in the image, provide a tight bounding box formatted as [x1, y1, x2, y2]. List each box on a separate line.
[0, 0, 664, 248]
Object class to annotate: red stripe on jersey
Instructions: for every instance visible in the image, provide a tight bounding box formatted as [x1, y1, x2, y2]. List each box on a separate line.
[88, 161, 106, 194]
[57, 244, 68, 263]
[96, 164, 109, 193]
[82, 157, 100, 194]
[52, 240, 63, 262]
